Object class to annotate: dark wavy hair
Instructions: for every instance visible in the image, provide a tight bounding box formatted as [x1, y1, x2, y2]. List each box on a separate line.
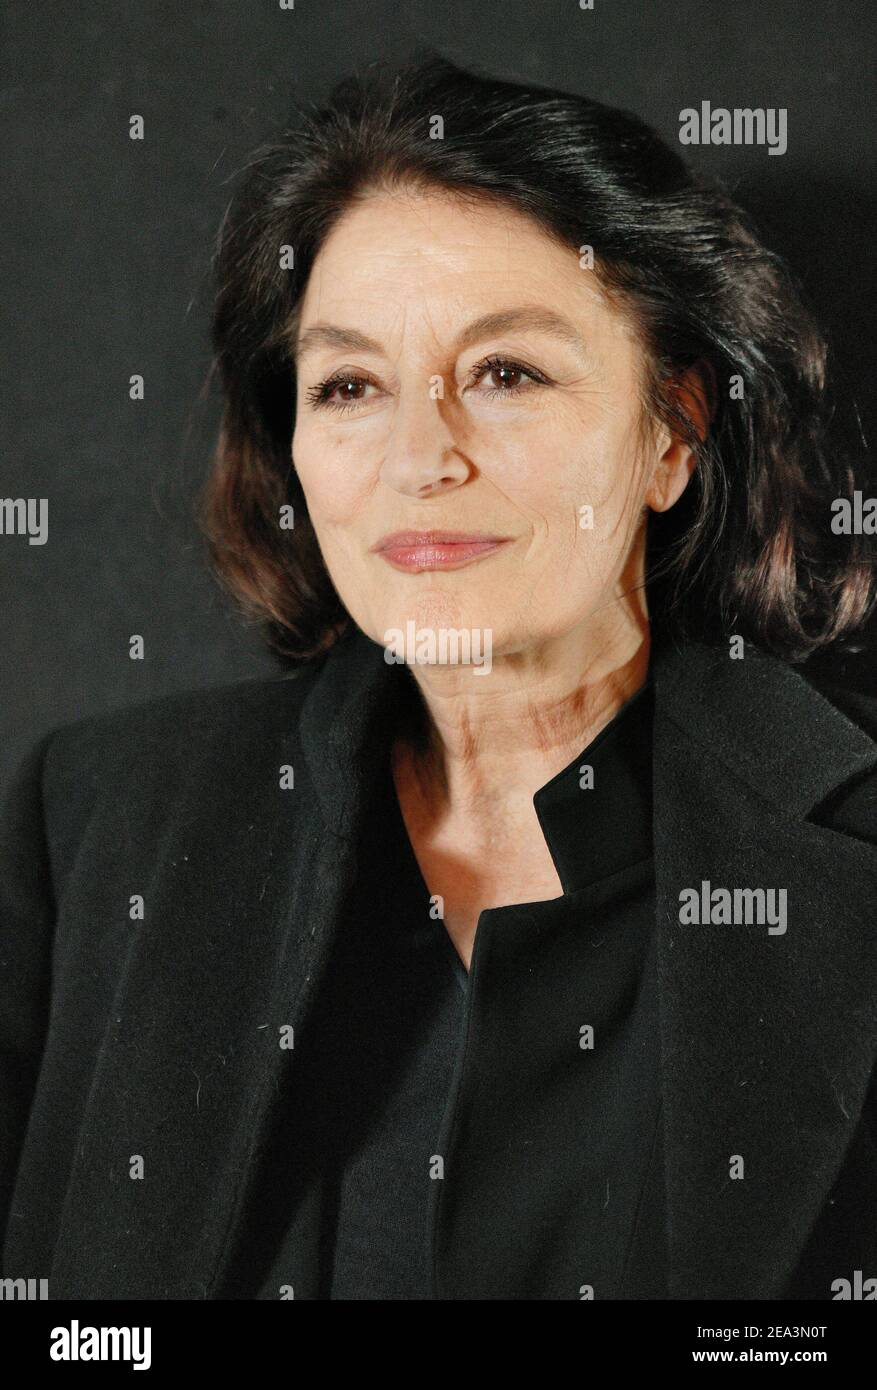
[201, 50, 876, 666]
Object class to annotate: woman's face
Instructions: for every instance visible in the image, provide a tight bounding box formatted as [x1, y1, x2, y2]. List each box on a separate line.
[291, 186, 687, 663]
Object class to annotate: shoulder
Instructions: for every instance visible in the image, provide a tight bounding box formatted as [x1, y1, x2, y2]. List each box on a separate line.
[50, 666, 315, 748]
[29, 663, 326, 814]
[652, 636, 877, 841]
[654, 635, 877, 743]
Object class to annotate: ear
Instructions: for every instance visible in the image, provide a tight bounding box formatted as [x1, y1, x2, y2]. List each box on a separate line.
[645, 359, 715, 513]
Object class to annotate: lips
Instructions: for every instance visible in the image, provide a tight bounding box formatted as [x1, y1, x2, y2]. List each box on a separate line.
[371, 530, 513, 573]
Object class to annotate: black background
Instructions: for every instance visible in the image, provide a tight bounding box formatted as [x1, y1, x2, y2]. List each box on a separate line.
[2, 0, 875, 786]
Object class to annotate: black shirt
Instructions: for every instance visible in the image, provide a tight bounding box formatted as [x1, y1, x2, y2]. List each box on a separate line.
[244, 675, 665, 1300]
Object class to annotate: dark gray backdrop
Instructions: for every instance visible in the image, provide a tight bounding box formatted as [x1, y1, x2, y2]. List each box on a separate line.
[2, 0, 875, 787]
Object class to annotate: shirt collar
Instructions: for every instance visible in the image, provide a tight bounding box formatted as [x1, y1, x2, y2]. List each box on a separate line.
[532, 678, 654, 894]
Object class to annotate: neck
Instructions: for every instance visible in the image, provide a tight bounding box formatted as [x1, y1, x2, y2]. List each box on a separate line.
[394, 597, 651, 824]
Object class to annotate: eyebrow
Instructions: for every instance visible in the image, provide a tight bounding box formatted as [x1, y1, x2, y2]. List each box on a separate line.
[292, 307, 593, 367]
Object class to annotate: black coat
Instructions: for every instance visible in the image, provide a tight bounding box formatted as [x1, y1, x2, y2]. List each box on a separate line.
[2, 626, 877, 1300]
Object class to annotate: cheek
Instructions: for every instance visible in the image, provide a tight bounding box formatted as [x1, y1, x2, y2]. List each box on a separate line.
[558, 402, 647, 530]
[505, 420, 646, 595]
[495, 412, 640, 529]
[292, 428, 377, 527]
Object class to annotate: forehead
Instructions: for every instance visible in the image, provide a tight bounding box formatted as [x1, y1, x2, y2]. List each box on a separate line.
[297, 186, 633, 349]
[309, 186, 566, 272]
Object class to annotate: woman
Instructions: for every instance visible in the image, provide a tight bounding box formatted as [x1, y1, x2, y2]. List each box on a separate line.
[2, 53, 876, 1302]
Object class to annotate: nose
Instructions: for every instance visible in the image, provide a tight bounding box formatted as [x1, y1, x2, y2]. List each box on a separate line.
[379, 386, 471, 499]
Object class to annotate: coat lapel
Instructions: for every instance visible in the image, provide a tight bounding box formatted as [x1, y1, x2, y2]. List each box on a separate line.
[650, 638, 877, 1298]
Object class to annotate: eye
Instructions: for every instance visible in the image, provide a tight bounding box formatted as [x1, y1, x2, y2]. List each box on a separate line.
[304, 354, 552, 414]
[305, 373, 380, 414]
[467, 355, 552, 398]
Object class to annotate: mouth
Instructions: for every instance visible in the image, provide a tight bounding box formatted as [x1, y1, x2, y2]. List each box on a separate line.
[370, 530, 514, 573]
